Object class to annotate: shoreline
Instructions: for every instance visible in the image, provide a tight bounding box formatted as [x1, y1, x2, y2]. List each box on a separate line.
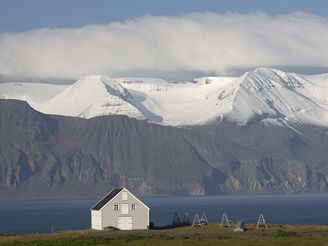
[1, 192, 328, 203]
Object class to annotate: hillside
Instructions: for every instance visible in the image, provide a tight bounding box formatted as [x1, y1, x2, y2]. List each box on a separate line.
[1, 99, 328, 200]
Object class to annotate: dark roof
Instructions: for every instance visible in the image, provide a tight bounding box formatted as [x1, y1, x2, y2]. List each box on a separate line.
[91, 188, 123, 210]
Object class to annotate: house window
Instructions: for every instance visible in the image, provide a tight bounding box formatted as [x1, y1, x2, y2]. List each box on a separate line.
[113, 204, 119, 211]
[122, 191, 128, 200]
[131, 204, 136, 210]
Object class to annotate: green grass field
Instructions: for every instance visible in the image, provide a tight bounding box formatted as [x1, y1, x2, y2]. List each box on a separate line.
[0, 224, 328, 246]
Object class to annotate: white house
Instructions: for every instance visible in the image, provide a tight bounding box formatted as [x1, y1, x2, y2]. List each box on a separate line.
[90, 188, 150, 230]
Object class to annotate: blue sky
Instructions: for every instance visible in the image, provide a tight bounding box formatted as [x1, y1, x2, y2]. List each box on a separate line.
[1, 0, 328, 33]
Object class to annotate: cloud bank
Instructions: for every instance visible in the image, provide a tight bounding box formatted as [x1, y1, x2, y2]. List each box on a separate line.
[1, 12, 328, 81]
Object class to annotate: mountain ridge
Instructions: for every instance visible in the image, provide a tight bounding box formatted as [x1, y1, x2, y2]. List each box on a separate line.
[1, 67, 328, 127]
[1, 99, 328, 200]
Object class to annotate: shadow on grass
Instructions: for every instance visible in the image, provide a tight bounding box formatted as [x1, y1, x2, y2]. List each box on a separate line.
[275, 229, 301, 237]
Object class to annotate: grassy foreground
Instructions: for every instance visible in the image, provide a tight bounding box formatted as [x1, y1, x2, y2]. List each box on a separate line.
[0, 224, 328, 246]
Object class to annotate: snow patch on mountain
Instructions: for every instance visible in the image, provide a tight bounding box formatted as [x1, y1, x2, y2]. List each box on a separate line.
[34, 75, 145, 119]
[1, 68, 328, 127]
[223, 67, 328, 126]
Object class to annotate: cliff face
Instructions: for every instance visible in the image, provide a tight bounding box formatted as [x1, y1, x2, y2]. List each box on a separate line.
[0, 99, 327, 200]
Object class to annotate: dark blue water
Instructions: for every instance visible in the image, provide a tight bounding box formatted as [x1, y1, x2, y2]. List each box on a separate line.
[0, 194, 327, 233]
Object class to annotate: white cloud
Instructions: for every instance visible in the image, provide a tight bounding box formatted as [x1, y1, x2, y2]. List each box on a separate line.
[0, 12, 328, 81]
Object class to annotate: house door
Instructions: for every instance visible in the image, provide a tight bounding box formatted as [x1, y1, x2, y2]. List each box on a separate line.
[118, 217, 132, 230]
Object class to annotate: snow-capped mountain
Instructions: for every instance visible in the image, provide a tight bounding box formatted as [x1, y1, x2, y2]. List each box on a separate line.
[216, 67, 328, 126]
[34, 75, 145, 120]
[1, 67, 328, 127]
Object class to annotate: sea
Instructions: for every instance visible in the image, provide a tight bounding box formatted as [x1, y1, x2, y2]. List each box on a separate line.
[0, 194, 327, 233]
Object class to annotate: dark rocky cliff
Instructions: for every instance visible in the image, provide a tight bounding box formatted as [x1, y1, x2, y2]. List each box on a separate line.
[0, 99, 327, 200]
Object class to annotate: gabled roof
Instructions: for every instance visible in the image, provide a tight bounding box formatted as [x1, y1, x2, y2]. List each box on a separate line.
[90, 187, 150, 211]
[91, 188, 123, 210]
[125, 188, 150, 210]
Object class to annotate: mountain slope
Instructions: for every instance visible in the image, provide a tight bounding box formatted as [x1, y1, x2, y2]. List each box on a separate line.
[1, 99, 328, 200]
[115, 68, 328, 126]
[34, 75, 145, 120]
[1, 68, 328, 127]
[221, 67, 328, 125]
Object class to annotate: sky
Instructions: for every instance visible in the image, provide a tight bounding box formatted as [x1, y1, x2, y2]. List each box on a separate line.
[1, 0, 328, 82]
